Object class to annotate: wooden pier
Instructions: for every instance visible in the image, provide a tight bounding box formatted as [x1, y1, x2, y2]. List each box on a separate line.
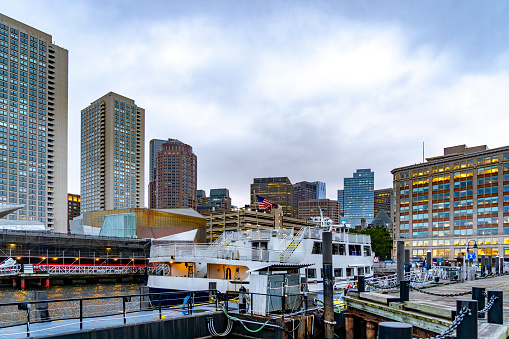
[344, 275, 509, 338]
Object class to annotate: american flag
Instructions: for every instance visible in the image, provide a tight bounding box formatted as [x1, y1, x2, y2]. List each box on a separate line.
[256, 195, 273, 211]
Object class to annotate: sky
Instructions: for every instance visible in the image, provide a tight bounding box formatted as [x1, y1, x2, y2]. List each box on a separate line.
[3, 1, 509, 207]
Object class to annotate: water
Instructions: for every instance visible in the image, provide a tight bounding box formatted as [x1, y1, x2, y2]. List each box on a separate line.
[0, 282, 145, 304]
[0, 282, 146, 327]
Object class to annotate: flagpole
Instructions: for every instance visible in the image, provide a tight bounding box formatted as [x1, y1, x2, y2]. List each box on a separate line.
[253, 190, 259, 231]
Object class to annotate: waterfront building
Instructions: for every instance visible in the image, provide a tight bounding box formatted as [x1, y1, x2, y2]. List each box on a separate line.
[148, 139, 197, 210]
[375, 188, 394, 220]
[78, 208, 206, 241]
[298, 199, 339, 223]
[0, 14, 68, 232]
[293, 181, 317, 218]
[392, 144, 509, 262]
[338, 189, 344, 216]
[67, 193, 80, 230]
[149, 139, 166, 182]
[197, 188, 231, 213]
[251, 177, 294, 217]
[81, 92, 145, 212]
[313, 181, 326, 199]
[344, 169, 374, 227]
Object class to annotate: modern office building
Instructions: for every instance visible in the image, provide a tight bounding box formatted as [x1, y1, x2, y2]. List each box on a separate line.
[298, 199, 339, 223]
[148, 139, 197, 209]
[81, 92, 145, 212]
[344, 169, 374, 227]
[313, 181, 326, 199]
[149, 139, 166, 182]
[210, 188, 231, 210]
[375, 188, 393, 219]
[251, 177, 294, 217]
[392, 144, 509, 262]
[338, 189, 344, 216]
[67, 193, 80, 230]
[293, 181, 317, 218]
[0, 14, 68, 232]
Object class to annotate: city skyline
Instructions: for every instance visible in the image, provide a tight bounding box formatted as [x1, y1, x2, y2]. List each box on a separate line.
[2, 3, 509, 208]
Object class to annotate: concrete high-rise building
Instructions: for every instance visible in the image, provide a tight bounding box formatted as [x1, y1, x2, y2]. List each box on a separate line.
[298, 199, 339, 223]
[293, 181, 317, 218]
[251, 177, 294, 217]
[392, 144, 509, 262]
[338, 190, 344, 216]
[344, 169, 374, 227]
[81, 92, 145, 212]
[313, 181, 326, 199]
[0, 14, 68, 231]
[148, 139, 197, 209]
[374, 188, 393, 219]
[210, 188, 231, 210]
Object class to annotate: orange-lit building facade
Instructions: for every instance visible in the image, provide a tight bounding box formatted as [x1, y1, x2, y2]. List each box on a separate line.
[68, 194, 80, 231]
[392, 144, 509, 262]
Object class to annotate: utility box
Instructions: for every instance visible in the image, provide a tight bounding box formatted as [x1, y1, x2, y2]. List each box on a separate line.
[249, 264, 308, 316]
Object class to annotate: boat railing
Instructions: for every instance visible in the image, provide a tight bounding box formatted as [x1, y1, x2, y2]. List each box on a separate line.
[150, 243, 305, 264]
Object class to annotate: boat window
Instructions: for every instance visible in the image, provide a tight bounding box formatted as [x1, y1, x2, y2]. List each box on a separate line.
[311, 242, 322, 254]
[349, 244, 361, 256]
[306, 268, 316, 279]
[320, 268, 323, 278]
[358, 267, 364, 275]
[346, 267, 354, 276]
[334, 268, 343, 277]
[364, 246, 371, 257]
[333, 244, 345, 255]
[365, 267, 371, 274]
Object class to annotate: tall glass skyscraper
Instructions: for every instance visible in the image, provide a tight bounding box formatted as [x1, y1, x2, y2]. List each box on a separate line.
[344, 169, 374, 227]
[0, 14, 68, 232]
[313, 181, 326, 199]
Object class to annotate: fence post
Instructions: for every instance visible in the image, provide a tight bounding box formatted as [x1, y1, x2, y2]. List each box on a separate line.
[487, 290, 503, 324]
[481, 254, 485, 276]
[472, 287, 485, 319]
[123, 297, 126, 324]
[456, 299, 477, 339]
[404, 249, 410, 273]
[396, 241, 404, 284]
[400, 280, 409, 302]
[158, 293, 162, 319]
[378, 322, 412, 339]
[79, 299, 83, 329]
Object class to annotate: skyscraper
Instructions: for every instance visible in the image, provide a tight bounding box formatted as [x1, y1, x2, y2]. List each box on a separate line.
[293, 181, 317, 218]
[374, 188, 393, 219]
[251, 177, 294, 217]
[148, 139, 197, 209]
[81, 92, 145, 212]
[313, 181, 326, 199]
[344, 169, 374, 227]
[210, 188, 231, 210]
[0, 14, 68, 232]
[337, 189, 344, 216]
[149, 139, 166, 183]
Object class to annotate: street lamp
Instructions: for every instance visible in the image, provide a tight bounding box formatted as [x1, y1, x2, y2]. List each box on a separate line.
[465, 240, 478, 280]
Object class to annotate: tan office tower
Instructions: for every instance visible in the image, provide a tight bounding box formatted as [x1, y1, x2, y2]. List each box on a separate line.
[81, 92, 145, 212]
[0, 14, 68, 232]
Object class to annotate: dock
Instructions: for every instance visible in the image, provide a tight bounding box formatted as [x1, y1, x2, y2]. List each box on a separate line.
[344, 274, 509, 338]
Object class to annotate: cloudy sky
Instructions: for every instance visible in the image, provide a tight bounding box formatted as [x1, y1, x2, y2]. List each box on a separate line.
[3, 1, 509, 207]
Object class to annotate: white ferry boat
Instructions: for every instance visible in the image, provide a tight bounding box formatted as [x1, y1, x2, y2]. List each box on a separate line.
[147, 215, 374, 296]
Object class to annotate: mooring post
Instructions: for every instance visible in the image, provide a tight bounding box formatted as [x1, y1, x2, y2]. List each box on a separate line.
[488, 255, 492, 275]
[487, 290, 503, 324]
[357, 275, 365, 292]
[322, 231, 334, 339]
[472, 287, 485, 319]
[404, 249, 410, 273]
[456, 299, 478, 339]
[396, 241, 404, 283]
[500, 257, 505, 274]
[378, 322, 412, 339]
[400, 280, 409, 302]
[79, 299, 83, 329]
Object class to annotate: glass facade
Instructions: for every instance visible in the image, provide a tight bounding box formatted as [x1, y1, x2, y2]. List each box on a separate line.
[313, 181, 326, 199]
[393, 145, 509, 260]
[99, 213, 137, 238]
[344, 169, 374, 227]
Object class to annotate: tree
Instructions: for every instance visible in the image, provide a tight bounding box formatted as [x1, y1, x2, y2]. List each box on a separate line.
[351, 226, 392, 261]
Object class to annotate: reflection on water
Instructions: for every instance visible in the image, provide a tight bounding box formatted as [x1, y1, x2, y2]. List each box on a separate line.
[0, 282, 145, 304]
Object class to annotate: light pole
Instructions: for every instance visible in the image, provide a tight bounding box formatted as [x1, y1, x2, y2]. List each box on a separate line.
[466, 240, 478, 280]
